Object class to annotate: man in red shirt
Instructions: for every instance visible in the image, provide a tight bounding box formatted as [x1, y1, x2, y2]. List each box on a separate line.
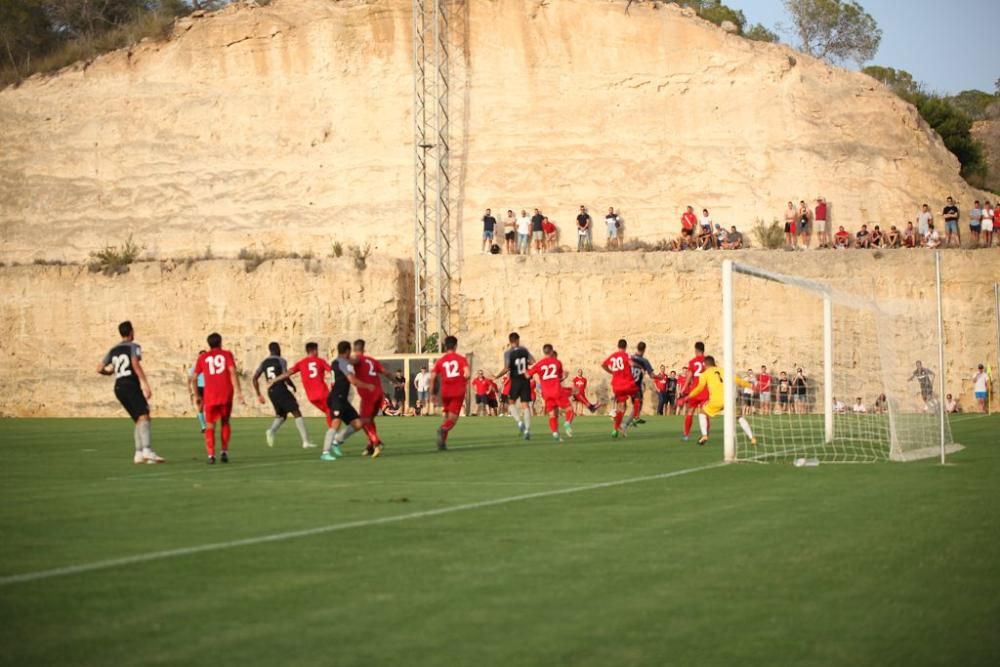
[528, 345, 574, 441]
[678, 341, 708, 441]
[472, 369, 492, 416]
[757, 365, 773, 415]
[602, 338, 638, 438]
[353, 339, 394, 458]
[190, 332, 244, 464]
[430, 335, 470, 450]
[485, 377, 500, 416]
[814, 197, 829, 248]
[681, 206, 698, 247]
[571, 369, 600, 413]
[282, 343, 333, 427]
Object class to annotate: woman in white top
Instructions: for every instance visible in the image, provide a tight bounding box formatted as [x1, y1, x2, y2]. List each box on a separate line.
[982, 200, 994, 248]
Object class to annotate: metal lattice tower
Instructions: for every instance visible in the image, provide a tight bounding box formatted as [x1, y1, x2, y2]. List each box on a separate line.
[412, 0, 451, 354]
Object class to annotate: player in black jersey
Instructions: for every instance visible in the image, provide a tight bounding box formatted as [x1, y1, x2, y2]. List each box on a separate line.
[253, 342, 315, 449]
[97, 320, 164, 464]
[495, 332, 535, 440]
[320, 340, 376, 461]
[908, 361, 936, 406]
[627, 342, 655, 428]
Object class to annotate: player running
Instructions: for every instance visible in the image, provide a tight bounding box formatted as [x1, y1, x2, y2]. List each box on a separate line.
[496, 332, 535, 440]
[528, 345, 575, 442]
[571, 369, 601, 413]
[353, 339, 394, 458]
[319, 341, 375, 461]
[908, 360, 935, 408]
[285, 343, 333, 427]
[679, 341, 709, 442]
[430, 335, 471, 451]
[190, 333, 244, 464]
[687, 356, 756, 446]
[602, 339, 639, 438]
[98, 320, 164, 464]
[253, 341, 315, 449]
[627, 341, 655, 428]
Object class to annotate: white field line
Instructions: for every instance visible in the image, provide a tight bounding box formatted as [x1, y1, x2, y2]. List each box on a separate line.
[0, 462, 727, 587]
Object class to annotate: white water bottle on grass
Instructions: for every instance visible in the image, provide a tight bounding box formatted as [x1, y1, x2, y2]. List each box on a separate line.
[794, 458, 820, 468]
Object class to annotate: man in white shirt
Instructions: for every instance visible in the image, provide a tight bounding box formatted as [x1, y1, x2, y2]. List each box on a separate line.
[852, 397, 867, 414]
[516, 210, 532, 255]
[917, 203, 934, 237]
[413, 367, 432, 415]
[945, 393, 959, 414]
[605, 207, 620, 250]
[972, 364, 989, 413]
[924, 222, 941, 249]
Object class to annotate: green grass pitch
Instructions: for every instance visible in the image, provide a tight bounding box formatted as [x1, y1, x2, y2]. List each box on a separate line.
[0, 414, 997, 666]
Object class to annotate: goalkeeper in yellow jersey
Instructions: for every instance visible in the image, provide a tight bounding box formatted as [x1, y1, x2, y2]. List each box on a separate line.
[685, 356, 757, 446]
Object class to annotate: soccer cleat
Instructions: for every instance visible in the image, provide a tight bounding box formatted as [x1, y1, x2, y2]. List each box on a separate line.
[320, 451, 337, 462]
[332, 444, 343, 458]
[751, 437, 758, 446]
[636, 418, 647, 425]
[436, 427, 445, 450]
[372, 444, 383, 459]
[681, 435, 690, 442]
[133, 452, 146, 465]
[563, 423, 573, 438]
[517, 421, 525, 435]
[220, 451, 229, 463]
[523, 431, 531, 441]
[142, 449, 165, 464]
[697, 435, 709, 446]
[265, 430, 275, 448]
[611, 429, 619, 439]
[361, 446, 372, 457]
[302, 441, 317, 449]
[207, 456, 216, 465]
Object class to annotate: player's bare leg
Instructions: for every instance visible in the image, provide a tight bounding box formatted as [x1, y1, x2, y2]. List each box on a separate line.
[195, 396, 206, 433]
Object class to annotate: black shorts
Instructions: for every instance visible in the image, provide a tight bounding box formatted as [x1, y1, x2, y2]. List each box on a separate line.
[509, 377, 532, 403]
[196, 386, 204, 399]
[475, 394, 488, 405]
[920, 386, 933, 401]
[327, 395, 359, 424]
[269, 387, 300, 417]
[778, 393, 790, 404]
[487, 397, 498, 409]
[505, 231, 516, 241]
[393, 388, 405, 402]
[115, 383, 149, 422]
[664, 392, 676, 406]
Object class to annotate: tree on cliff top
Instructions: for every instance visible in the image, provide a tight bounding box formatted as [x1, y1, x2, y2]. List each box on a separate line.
[784, 0, 881, 66]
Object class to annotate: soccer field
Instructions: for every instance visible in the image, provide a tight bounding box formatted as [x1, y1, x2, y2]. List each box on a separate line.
[1, 415, 997, 666]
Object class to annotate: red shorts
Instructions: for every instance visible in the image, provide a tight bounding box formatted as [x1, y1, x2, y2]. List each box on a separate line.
[359, 392, 384, 419]
[543, 394, 571, 413]
[613, 384, 638, 403]
[440, 394, 464, 415]
[686, 389, 709, 409]
[204, 402, 232, 423]
[309, 395, 331, 416]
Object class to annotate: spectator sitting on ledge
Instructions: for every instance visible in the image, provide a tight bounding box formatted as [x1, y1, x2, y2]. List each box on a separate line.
[886, 225, 901, 248]
[856, 224, 872, 249]
[722, 225, 744, 249]
[945, 393, 960, 414]
[870, 225, 884, 248]
[924, 222, 942, 249]
[903, 222, 916, 248]
[834, 226, 851, 249]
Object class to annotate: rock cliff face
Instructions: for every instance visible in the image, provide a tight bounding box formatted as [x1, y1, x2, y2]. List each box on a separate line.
[0, 0, 991, 265]
[0, 251, 994, 417]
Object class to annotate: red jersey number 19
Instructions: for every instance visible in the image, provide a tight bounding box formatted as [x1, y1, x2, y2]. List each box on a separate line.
[206, 354, 227, 375]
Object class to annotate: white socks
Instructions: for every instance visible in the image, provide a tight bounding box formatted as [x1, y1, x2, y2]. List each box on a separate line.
[522, 407, 531, 433]
[133, 425, 143, 453]
[335, 425, 357, 444]
[294, 417, 309, 443]
[323, 428, 336, 453]
[509, 403, 521, 424]
[268, 417, 285, 434]
[738, 416, 754, 439]
[137, 419, 152, 451]
[698, 414, 709, 436]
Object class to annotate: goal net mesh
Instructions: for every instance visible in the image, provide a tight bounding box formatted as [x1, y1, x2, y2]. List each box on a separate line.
[729, 264, 959, 463]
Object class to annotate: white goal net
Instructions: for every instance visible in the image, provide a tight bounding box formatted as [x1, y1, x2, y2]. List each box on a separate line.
[721, 259, 961, 464]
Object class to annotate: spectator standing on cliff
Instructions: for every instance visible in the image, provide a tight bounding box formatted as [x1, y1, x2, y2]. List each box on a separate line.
[797, 200, 811, 248]
[943, 196, 960, 247]
[972, 364, 989, 413]
[815, 197, 829, 248]
[784, 201, 798, 249]
[413, 366, 431, 415]
[681, 206, 697, 248]
[606, 207, 621, 250]
[969, 200, 982, 246]
[917, 203, 933, 239]
[481, 208, 497, 254]
[576, 205, 593, 252]
[516, 209, 532, 254]
[982, 200, 995, 248]
[503, 209, 517, 254]
[531, 208, 546, 254]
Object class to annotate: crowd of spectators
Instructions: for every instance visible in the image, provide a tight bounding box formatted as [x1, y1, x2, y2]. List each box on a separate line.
[479, 196, 999, 254]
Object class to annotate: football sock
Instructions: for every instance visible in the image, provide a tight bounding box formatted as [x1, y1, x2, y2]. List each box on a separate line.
[698, 414, 709, 437]
[565, 409, 575, 424]
[442, 418, 456, 432]
[268, 417, 285, 434]
[335, 425, 357, 444]
[738, 416, 755, 439]
[133, 424, 143, 453]
[509, 403, 521, 424]
[623, 415, 634, 429]
[197, 411, 206, 430]
[363, 423, 378, 445]
[548, 416, 558, 434]
[221, 422, 232, 451]
[632, 401, 642, 419]
[138, 419, 152, 451]
[204, 427, 216, 456]
[522, 409, 531, 433]
[323, 428, 336, 453]
[683, 414, 693, 436]
[613, 410, 624, 431]
[294, 417, 309, 443]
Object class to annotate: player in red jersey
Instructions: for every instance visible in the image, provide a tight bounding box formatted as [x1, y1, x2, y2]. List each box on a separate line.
[602, 338, 638, 438]
[190, 332, 244, 464]
[528, 345, 575, 442]
[283, 342, 333, 427]
[571, 369, 600, 413]
[353, 339, 394, 458]
[678, 341, 708, 441]
[472, 370, 493, 417]
[430, 335, 470, 450]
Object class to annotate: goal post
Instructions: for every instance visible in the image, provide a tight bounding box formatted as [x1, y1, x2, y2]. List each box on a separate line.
[721, 256, 961, 464]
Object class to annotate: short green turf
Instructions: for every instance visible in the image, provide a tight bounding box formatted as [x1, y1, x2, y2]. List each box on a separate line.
[0, 414, 997, 666]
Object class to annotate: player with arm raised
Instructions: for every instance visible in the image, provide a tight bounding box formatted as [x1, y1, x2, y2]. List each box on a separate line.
[908, 360, 935, 408]
[688, 356, 756, 446]
[276, 343, 333, 428]
[319, 341, 376, 461]
[528, 344, 573, 442]
[430, 335, 471, 451]
[253, 341, 314, 449]
[627, 341, 655, 429]
[602, 338, 638, 439]
[353, 339, 394, 458]
[98, 320, 164, 464]
[678, 341, 709, 442]
[190, 332, 244, 464]
[496, 332, 535, 440]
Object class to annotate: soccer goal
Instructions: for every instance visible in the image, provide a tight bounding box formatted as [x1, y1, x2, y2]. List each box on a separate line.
[720, 254, 961, 464]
